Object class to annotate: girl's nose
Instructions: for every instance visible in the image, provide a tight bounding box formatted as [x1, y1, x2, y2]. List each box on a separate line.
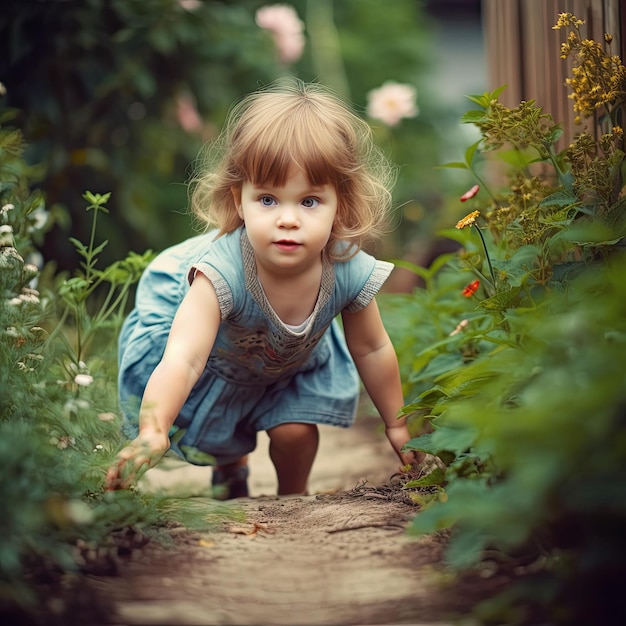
[277, 205, 299, 228]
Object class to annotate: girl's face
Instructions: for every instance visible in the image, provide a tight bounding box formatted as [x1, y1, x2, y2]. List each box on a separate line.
[234, 167, 337, 276]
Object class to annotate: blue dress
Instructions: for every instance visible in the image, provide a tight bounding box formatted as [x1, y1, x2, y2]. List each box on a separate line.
[118, 227, 393, 465]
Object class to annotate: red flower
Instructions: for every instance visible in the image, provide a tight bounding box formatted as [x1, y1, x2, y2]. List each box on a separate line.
[460, 184, 480, 202]
[462, 280, 480, 297]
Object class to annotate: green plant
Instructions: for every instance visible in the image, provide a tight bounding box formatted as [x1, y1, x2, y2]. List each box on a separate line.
[0, 116, 231, 623]
[53, 191, 154, 364]
[383, 13, 626, 624]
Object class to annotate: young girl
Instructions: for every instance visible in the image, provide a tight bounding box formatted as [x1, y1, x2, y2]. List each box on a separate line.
[106, 79, 420, 497]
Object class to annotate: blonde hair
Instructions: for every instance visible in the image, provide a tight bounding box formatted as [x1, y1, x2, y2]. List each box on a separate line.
[189, 78, 396, 259]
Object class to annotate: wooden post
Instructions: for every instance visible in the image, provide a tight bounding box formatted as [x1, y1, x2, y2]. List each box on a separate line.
[483, 0, 624, 145]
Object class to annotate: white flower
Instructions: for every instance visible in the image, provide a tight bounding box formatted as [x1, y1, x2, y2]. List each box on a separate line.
[366, 81, 419, 127]
[256, 4, 305, 64]
[1, 203, 15, 216]
[19, 290, 40, 305]
[0, 225, 13, 235]
[28, 206, 49, 233]
[74, 374, 94, 387]
[64, 500, 94, 525]
[26, 250, 44, 269]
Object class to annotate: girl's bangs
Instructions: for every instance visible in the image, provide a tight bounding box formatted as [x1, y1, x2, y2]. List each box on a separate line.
[240, 116, 343, 188]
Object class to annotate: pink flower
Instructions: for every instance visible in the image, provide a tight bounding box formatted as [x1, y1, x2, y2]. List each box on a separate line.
[178, 0, 201, 11]
[460, 184, 480, 202]
[176, 92, 203, 134]
[255, 4, 305, 64]
[366, 82, 419, 127]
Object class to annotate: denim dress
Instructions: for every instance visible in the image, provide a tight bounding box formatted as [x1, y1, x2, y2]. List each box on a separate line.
[118, 227, 393, 465]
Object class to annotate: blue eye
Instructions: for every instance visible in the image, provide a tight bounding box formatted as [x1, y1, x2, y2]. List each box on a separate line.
[260, 195, 276, 207]
[302, 197, 319, 209]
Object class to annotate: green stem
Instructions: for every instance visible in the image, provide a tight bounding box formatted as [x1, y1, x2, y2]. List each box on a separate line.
[473, 224, 496, 286]
[306, 0, 351, 99]
[93, 281, 132, 328]
[85, 205, 100, 281]
[469, 169, 499, 205]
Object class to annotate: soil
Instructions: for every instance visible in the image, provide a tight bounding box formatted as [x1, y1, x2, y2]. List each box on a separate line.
[83, 416, 512, 626]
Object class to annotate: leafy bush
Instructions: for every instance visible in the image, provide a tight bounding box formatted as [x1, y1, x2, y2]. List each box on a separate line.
[0, 112, 228, 623]
[384, 13, 626, 624]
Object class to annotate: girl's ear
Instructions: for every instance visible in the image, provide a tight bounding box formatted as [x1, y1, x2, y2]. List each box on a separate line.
[231, 186, 243, 218]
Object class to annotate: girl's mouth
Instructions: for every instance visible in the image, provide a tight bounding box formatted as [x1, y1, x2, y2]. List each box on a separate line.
[274, 240, 301, 251]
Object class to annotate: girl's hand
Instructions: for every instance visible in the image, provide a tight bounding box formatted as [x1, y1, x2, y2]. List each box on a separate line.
[385, 425, 425, 468]
[105, 431, 170, 490]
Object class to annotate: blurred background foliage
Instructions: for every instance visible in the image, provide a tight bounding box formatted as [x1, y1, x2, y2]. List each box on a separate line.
[0, 1, 487, 620]
[0, 0, 481, 279]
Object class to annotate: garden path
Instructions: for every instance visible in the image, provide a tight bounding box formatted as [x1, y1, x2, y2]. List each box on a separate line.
[89, 417, 502, 625]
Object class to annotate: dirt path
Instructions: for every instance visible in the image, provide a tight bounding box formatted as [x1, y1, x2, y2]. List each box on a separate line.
[89, 417, 504, 625]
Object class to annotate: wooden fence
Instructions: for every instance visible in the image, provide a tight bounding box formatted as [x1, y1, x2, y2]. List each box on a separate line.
[483, 0, 624, 144]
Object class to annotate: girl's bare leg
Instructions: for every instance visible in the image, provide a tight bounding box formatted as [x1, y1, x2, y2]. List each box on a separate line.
[267, 422, 319, 495]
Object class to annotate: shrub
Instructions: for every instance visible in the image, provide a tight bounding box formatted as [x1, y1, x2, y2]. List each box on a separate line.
[0, 110, 227, 624]
[386, 13, 626, 624]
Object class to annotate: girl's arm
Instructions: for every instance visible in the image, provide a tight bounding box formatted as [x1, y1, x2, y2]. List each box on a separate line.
[341, 299, 420, 466]
[105, 273, 221, 489]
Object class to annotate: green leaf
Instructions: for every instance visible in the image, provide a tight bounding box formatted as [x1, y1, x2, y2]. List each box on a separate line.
[391, 259, 430, 280]
[91, 240, 109, 257]
[428, 252, 458, 276]
[405, 385, 450, 411]
[464, 140, 481, 167]
[68, 237, 88, 255]
[562, 221, 620, 245]
[539, 190, 578, 208]
[431, 424, 478, 455]
[410, 352, 465, 383]
[465, 94, 487, 107]
[461, 109, 487, 124]
[547, 124, 564, 143]
[83, 191, 111, 209]
[478, 286, 522, 310]
[409, 499, 456, 534]
[437, 161, 469, 170]
[464, 85, 507, 109]
[445, 526, 489, 568]
[391, 252, 456, 282]
[404, 466, 446, 487]
[404, 432, 440, 455]
[496, 148, 543, 169]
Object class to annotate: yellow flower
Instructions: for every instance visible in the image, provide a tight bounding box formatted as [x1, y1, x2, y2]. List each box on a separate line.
[455, 210, 480, 229]
[553, 13, 585, 29]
